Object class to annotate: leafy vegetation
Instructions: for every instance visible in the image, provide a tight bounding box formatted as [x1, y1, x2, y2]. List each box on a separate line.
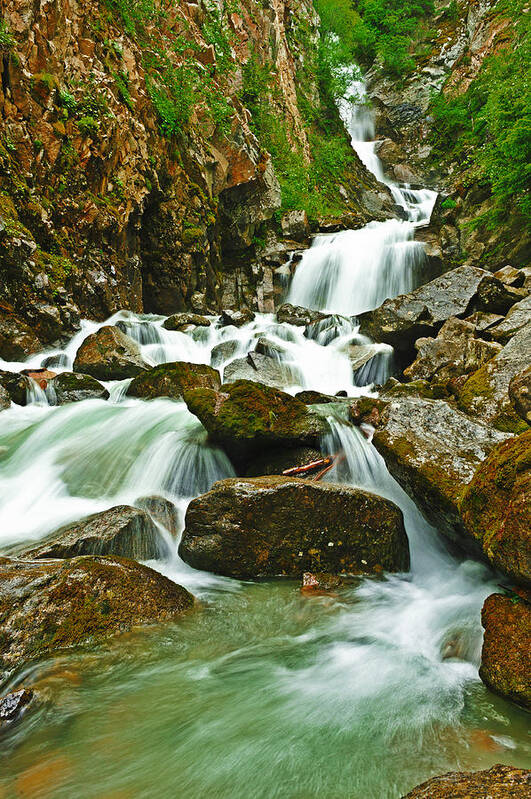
[314, 0, 434, 77]
[429, 2, 530, 229]
[0, 17, 15, 52]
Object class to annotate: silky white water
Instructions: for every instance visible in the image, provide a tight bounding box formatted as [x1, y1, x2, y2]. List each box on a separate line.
[0, 84, 529, 799]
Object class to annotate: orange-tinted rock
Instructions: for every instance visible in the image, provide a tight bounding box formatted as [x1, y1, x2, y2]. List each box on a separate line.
[401, 763, 531, 798]
[479, 593, 531, 709]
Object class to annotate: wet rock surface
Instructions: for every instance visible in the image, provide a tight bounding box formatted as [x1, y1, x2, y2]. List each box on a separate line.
[51, 372, 109, 404]
[219, 309, 256, 328]
[162, 314, 211, 331]
[0, 556, 194, 682]
[276, 304, 327, 327]
[180, 476, 409, 578]
[18, 505, 167, 561]
[352, 395, 510, 552]
[480, 593, 531, 710]
[402, 763, 531, 798]
[223, 352, 297, 389]
[73, 326, 148, 381]
[134, 496, 180, 538]
[0, 369, 31, 405]
[183, 379, 328, 462]
[460, 431, 531, 587]
[0, 385, 10, 412]
[127, 361, 221, 400]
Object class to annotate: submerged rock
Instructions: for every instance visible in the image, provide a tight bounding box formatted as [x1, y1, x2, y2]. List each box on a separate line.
[480, 593, 531, 709]
[163, 313, 211, 331]
[51, 372, 109, 403]
[179, 476, 409, 578]
[20, 505, 168, 560]
[183, 379, 328, 462]
[0, 688, 33, 727]
[73, 326, 149, 381]
[127, 361, 220, 400]
[460, 431, 531, 586]
[352, 395, 509, 553]
[455, 323, 531, 433]
[219, 309, 255, 327]
[359, 266, 523, 362]
[401, 763, 531, 798]
[276, 303, 326, 326]
[0, 556, 194, 681]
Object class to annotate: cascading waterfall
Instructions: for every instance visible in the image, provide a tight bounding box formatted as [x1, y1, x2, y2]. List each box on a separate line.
[0, 79, 528, 799]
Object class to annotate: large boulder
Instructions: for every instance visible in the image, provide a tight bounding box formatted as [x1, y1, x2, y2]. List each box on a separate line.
[0, 556, 194, 682]
[179, 476, 409, 578]
[401, 763, 530, 798]
[183, 379, 328, 462]
[404, 317, 501, 383]
[276, 303, 326, 326]
[460, 431, 531, 586]
[134, 495, 180, 537]
[359, 266, 523, 362]
[162, 313, 211, 331]
[480, 593, 531, 709]
[50, 372, 109, 403]
[19, 505, 168, 561]
[73, 326, 149, 381]
[127, 361, 220, 400]
[456, 323, 531, 433]
[351, 395, 510, 553]
[223, 352, 297, 389]
[210, 340, 240, 367]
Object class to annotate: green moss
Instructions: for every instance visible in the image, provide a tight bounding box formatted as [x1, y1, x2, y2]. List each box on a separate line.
[32, 72, 58, 91]
[182, 227, 205, 247]
[77, 115, 99, 137]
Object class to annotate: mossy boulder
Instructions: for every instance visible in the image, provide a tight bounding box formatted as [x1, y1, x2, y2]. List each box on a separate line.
[401, 763, 531, 798]
[357, 395, 509, 552]
[460, 431, 531, 586]
[51, 371, 109, 403]
[455, 324, 531, 433]
[0, 556, 194, 682]
[182, 379, 328, 462]
[179, 476, 409, 578]
[18, 505, 169, 561]
[127, 361, 221, 400]
[479, 593, 531, 709]
[162, 313, 211, 331]
[73, 326, 149, 381]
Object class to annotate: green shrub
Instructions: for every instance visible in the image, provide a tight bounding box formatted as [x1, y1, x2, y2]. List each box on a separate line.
[0, 18, 15, 52]
[77, 116, 99, 137]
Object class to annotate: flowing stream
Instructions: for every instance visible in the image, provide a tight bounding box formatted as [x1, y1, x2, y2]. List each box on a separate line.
[0, 82, 529, 798]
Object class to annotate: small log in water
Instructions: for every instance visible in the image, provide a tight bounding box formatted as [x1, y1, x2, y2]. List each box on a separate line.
[282, 456, 333, 476]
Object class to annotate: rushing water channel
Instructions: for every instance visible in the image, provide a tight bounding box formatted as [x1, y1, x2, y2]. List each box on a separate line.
[0, 84, 529, 798]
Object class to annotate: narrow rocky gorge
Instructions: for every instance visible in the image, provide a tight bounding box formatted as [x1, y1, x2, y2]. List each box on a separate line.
[0, 0, 529, 796]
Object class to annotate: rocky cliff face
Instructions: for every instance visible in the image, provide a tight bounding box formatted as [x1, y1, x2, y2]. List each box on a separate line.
[0, 0, 392, 357]
[366, 0, 530, 272]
